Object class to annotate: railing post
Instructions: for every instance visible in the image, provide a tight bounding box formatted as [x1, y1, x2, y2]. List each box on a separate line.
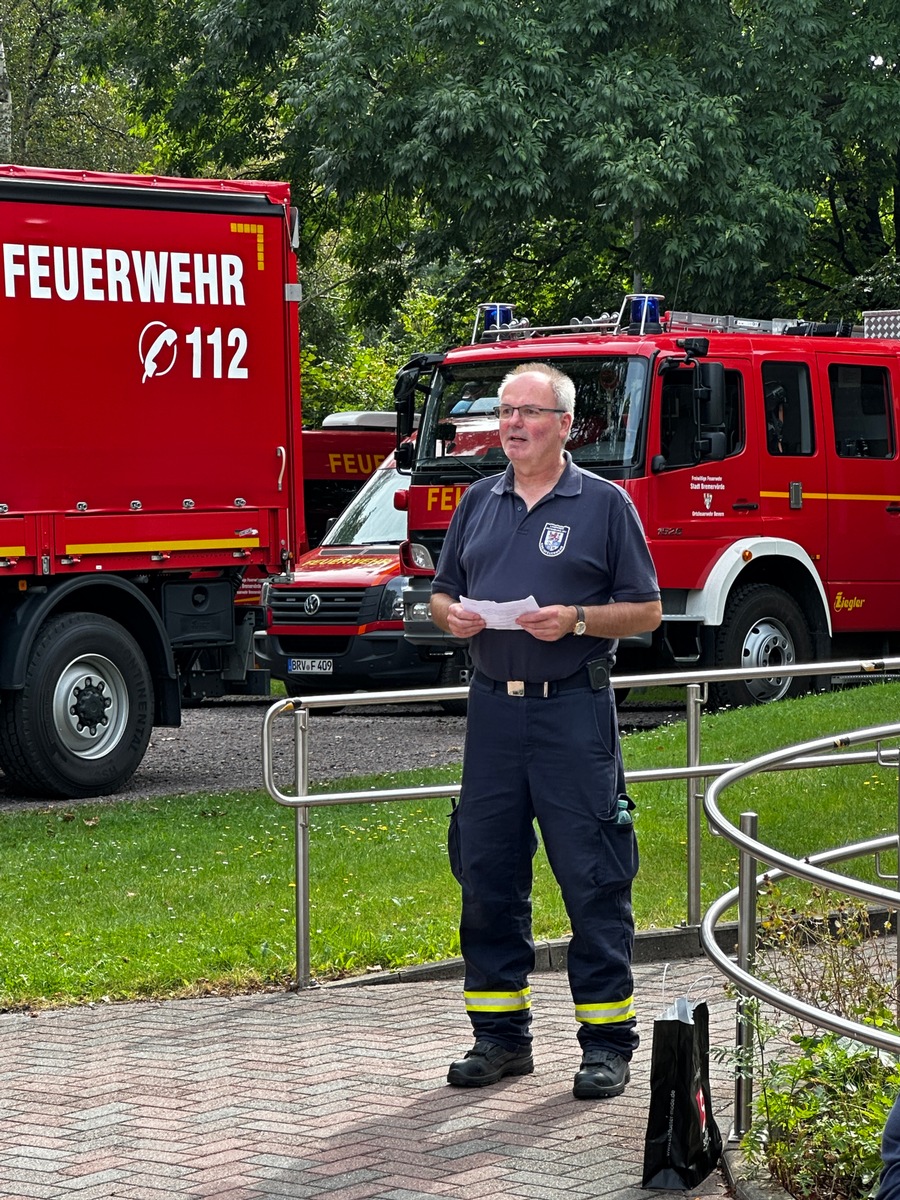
[734, 810, 759, 1140]
[293, 704, 312, 989]
[686, 682, 705, 925]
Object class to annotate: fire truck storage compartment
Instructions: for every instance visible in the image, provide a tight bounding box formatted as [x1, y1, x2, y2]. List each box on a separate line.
[160, 580, 235, 645]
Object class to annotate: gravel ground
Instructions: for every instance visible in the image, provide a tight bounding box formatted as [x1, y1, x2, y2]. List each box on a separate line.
[0, 698, 470, 809]
[0, 695, 683, 810]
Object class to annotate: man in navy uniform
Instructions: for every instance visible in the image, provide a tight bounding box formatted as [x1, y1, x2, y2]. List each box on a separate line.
[431, 362, 661, 1100]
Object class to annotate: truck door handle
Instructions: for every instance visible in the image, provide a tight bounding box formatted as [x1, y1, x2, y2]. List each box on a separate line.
[732, 501, 759, 511]
[276, 446, 286, 492]
[887, 503, 900, 514]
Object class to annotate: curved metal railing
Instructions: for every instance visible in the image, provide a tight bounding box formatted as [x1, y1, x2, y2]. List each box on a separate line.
[700, 724, 900, 1135]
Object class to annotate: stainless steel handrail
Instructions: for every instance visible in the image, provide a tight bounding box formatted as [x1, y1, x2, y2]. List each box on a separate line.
[261, 655, 900, 987]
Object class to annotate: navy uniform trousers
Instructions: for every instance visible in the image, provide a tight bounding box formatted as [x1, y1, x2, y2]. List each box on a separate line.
[448, 672, 639, 1057]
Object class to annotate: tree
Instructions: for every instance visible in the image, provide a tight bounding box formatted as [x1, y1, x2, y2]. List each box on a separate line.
[294, 0, 830, 319]
[735, 0, 900, 318]
[0, 0, 147, 169]
[0, 34, 11, 158]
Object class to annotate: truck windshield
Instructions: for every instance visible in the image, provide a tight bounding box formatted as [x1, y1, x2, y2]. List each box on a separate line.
[321, 463, 407, 546]
[417, 356, 649, 476]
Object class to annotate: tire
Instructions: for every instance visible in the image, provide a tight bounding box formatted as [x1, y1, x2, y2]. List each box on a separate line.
[283, 678, 345, 714]
[0, 612, 153, 799]
[438, 658, 469, 716]
[708, 584, 814, 710]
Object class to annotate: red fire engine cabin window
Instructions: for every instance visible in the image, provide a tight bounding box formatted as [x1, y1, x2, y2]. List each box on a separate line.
[761, 361, 815, 457]
[828, 363, 894, 459]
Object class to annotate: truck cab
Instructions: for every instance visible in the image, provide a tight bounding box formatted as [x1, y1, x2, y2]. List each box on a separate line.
[395, 296, 900, 709]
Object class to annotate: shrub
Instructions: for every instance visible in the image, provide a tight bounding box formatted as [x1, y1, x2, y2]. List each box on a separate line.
[740, 885, 900, 1199]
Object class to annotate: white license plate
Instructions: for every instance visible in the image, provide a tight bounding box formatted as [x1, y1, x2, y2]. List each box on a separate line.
[287, 658, 334, 675]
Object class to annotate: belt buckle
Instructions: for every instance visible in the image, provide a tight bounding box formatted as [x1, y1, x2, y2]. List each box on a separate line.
[507, 681, 525, 697]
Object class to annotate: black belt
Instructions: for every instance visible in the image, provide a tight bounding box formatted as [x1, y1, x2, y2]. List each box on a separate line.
[474, 659, 611, 698]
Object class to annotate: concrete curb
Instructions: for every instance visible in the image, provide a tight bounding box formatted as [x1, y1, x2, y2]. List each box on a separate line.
[324, 919, 741, 987]
[723, 1146, 793, 1200]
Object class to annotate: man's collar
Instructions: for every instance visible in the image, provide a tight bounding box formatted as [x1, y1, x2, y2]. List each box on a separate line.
[490, 452, 583, 497]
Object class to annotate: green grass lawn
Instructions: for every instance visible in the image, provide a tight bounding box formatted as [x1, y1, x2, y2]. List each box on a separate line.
[1, 681, 899, 1008]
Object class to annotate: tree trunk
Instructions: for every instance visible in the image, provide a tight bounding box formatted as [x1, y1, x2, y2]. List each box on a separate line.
[0, 34, 11, 161]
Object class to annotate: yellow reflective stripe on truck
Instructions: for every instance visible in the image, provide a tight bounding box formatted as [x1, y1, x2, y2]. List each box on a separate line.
[64, 538, 261, 554]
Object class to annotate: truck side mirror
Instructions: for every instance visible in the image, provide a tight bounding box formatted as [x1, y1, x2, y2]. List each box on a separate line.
[394, 369, 419, 441]
[395, 442, 415, 471]
[696, 361, 725, 427]
[698, 431, 726, 462]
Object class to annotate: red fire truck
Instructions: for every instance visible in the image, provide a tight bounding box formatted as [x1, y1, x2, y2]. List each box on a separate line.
[301, 412, 395, 546]
[0, 164, 315, 798]
[256, 449, 468, 712]
[394, 295, 900, 707]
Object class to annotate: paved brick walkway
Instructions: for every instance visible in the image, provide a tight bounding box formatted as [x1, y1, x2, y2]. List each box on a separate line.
[0, 958, 737, 1200]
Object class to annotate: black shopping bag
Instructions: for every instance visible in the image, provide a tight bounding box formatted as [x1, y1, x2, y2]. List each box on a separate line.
[641, 996, 723, 1190]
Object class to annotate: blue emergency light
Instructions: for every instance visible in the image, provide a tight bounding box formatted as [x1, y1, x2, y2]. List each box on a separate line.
[483, 304, 514, 329]
[630, 295, 660, 326]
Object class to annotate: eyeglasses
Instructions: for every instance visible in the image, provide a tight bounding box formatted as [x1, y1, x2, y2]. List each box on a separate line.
[493, 404, 567, 421]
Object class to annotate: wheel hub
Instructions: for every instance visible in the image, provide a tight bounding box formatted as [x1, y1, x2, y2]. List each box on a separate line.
[742, 618, 795, 703]
[53, 653, 130, 759]
[70, 677, 111, 735]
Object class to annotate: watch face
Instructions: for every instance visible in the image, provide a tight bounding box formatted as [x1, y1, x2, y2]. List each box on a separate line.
[575, 620, 586, 636]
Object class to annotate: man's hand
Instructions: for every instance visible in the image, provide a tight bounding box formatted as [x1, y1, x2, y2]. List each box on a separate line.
[516, 605, 574, 642]
[431, 592, 486, 639]
[446, 602, 487, 639]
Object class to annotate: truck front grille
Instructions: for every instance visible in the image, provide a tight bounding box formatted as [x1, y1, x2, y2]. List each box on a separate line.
[268, 586, 368, 626]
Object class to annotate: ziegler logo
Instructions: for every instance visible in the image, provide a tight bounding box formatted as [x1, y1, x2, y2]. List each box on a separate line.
[656, 527, 683, 536]
[834, 591, 865, 613]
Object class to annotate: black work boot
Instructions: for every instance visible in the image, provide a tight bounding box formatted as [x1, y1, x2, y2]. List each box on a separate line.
[447, 1039, 534, 1087]
[573, 1048, 631, 1099]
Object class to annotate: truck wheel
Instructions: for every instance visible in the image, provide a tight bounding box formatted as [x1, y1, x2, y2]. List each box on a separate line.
[0, 613, 153, 799]
[708, 584, 813, 709]
[438, 658, 469, 716]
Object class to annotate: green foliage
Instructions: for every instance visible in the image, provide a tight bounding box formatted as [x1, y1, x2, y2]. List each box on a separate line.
[300, 340, 397, 427]
[739, 885, 900, 1199]
[300, 281, 468, 422]
[747, 1030, 898, 1199]
[0, 0, 148, 168]
[296, 0, 828, 316]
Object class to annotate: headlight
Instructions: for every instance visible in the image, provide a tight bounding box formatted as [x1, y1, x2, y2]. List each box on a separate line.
[409, 543, 434, 570]
[378, 576, 408, 621]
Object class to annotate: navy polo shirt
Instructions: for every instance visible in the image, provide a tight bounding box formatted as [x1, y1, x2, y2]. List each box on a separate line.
[432, 454, 660, 682]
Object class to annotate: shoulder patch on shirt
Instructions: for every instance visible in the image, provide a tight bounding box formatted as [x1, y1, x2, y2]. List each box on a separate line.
[539, 522, 570, 557]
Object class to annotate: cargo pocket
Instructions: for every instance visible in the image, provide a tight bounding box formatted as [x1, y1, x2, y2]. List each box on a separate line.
[597, 795, 639, 891]
[447, 804, 463, 884]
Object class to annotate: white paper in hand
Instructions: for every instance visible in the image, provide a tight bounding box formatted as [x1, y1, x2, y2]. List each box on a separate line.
[459, 595, 540, 630]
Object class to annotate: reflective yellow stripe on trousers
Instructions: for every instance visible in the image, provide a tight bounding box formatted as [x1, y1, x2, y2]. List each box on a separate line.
[464, 987, 531, 1014]
[575, 997, 635, 1024]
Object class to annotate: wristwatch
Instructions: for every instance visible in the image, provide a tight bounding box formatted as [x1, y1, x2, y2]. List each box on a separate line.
[573, 605, 587, 636]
